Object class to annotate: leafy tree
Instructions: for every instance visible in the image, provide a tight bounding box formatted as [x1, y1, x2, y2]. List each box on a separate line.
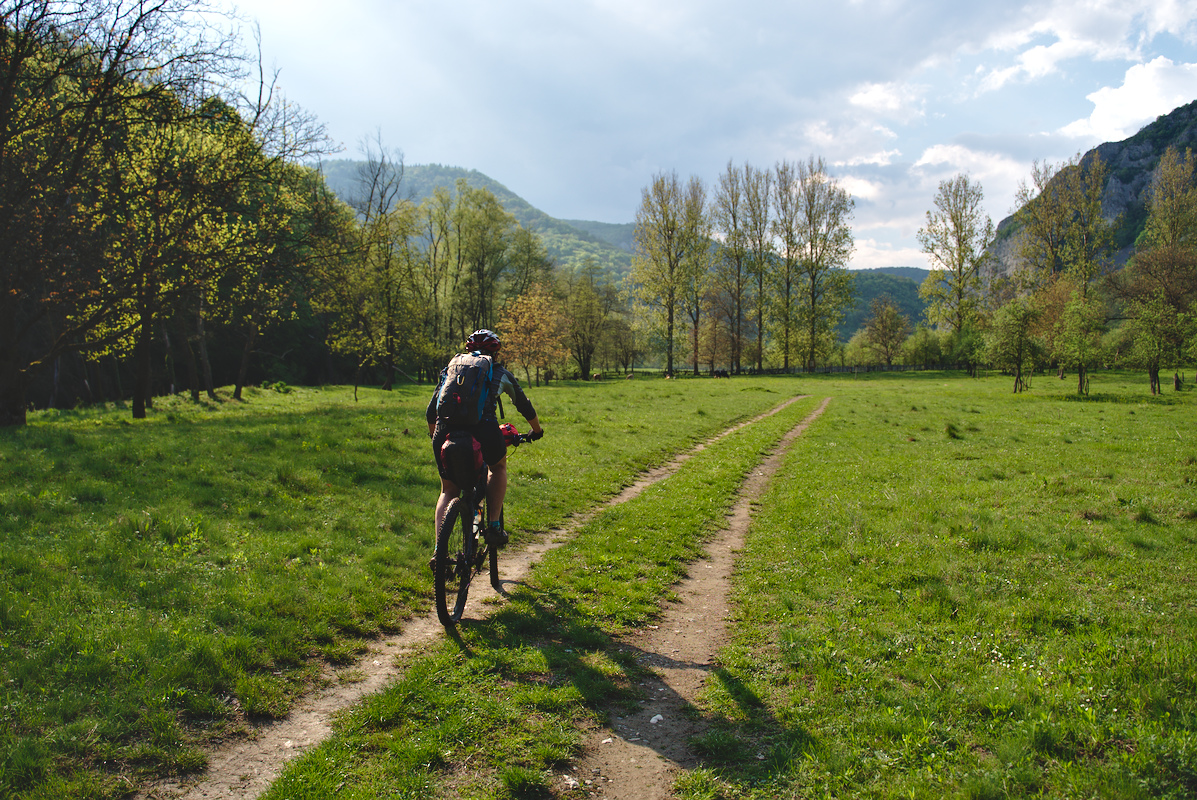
[1060, 153, 1115, 298]
[632, 170, 708, 376]
[713, 160, 751, 373]
[770, 160, 803, 368]
[1139, 146, 1197, 251]
[1123, 291, 1189, 394]
[902, 324, 943, 366]
[1050, 287, 1105, 395]
[917, 174, 994, 333]
[499, 283, 567, 385]
[1013, 159, 1069, 288]
[0, 0, 240, 425]
[787, 156, 855, 371]
[564, 260, 618, 380]
[743, 162, 772, 372]
[1015, 154, 1116, 296]
[985, 297, 1043, 393]
[863, 295, 911, 366]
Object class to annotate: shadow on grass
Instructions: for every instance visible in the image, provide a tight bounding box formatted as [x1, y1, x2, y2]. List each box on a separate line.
[437, 581, 817, 788]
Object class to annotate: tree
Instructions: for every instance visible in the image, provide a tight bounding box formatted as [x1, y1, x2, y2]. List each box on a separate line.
[499, 283, 567, 385]
[917, 174, 994, 333]
[1059, 153, 1115, 298]
[677, 178, 711, 376]
[770, 160, 802, 368]
[632, 171, 709, 377]
[1139, 146, 1197, 251]
[713, 160, 751, 373]
[1013, 159, 1069, 288]
[1123, 291, 1188, 395]
[790, 156, 855, 371]
[1014, 154, 1116, 296]
[564, 260, 615, 380]
[743, 163, 772, 372]
[0, 0, 241, 425]
[985, 297, 1043, 393]
[1050, 287, 1105, 395]
[863, 295, 911, 366]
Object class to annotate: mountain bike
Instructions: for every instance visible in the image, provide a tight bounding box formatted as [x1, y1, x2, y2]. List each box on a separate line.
[434, 424, 539, 628]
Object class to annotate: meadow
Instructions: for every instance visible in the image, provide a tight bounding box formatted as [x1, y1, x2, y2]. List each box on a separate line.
[2, 370, 1195, 799]
[263, 370, 1196, 800]
[0, 376, 791, 798]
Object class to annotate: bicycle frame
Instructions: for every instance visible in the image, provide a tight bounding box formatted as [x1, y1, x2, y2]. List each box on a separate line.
[434, 430, 534, 627]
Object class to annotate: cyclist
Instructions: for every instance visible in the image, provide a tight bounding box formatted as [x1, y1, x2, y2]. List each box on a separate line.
[426, 329, 543, 552]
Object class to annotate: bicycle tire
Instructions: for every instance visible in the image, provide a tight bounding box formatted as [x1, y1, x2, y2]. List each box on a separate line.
[434, 497, 472, 626]
[488, 508, 503, 591]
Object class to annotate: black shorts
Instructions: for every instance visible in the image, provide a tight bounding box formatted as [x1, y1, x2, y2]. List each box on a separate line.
[431, 418, 506, 482]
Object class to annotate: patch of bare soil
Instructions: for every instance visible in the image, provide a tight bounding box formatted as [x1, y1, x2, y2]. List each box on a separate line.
[566, 398, 830, 800]
[138, 396, 824, 800]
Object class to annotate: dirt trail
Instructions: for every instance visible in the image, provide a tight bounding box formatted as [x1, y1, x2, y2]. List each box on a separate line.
[567, 398, 830, 800]
[139, 395, 823, 800]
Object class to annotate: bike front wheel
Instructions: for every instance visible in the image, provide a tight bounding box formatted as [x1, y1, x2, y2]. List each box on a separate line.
[434, 497, 473, 627]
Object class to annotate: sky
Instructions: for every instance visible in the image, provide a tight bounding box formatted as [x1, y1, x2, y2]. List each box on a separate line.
[220, 0, 1197, 270]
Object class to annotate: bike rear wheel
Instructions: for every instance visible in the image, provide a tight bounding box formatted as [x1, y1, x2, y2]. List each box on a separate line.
[434, 497, 473, 627]
[488, 508, 503, 591]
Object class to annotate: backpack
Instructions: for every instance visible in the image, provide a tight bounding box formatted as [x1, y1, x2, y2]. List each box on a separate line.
[435, 352, 494, 427]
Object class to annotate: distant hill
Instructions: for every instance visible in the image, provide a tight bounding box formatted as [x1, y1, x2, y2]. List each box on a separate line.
[317, 160, 633, 276]
[838, 267, 929, 340]
[991, 98, 1197, 275]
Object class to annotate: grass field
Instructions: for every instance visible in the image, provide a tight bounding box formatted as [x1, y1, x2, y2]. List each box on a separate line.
[697, 371, 1197, 799]
[0, 376, 793, 798]
[3, 370, 1195, 798]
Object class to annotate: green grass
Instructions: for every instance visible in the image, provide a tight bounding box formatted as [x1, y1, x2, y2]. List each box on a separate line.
[692, 370, 1197, 799]
[261, 392, 820, 800]
[0, 377, 796, 798]
[7, 369, 1196, 798]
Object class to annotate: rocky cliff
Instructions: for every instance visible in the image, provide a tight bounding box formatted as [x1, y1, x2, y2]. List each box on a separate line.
[991, 98, 1197, 277]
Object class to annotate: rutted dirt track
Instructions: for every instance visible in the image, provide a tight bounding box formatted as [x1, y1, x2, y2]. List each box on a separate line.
[140, 396, 829, 800]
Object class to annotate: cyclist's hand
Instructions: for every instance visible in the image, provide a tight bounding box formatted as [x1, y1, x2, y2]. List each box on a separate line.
[529, 430, 543, 441]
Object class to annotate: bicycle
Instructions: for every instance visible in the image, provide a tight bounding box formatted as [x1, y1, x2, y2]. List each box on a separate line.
[434, 423, 539, 628]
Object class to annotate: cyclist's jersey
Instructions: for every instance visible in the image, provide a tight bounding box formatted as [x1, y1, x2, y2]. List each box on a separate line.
[426, 358, 537, 428]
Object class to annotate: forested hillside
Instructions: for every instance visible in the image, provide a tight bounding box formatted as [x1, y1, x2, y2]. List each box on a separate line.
[838, 267, 928, 338]
[319, 160, 633, 275]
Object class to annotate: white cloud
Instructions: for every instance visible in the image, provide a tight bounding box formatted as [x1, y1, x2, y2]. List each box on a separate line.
[839, 176, 883, 201]
[1060, 56, 1197, 140]
[837, 149, 903, 168]
[850, 238, 929, 271]
[849, 81, 927, 122]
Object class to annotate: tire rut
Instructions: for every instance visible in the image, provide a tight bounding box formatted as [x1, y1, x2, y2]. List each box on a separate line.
[567, 398, 830, 800]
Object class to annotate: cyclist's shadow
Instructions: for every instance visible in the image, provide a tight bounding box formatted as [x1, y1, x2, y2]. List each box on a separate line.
[444, 582, 812, 775]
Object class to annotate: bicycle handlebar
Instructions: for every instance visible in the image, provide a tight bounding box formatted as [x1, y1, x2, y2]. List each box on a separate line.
[507, 430, 543, 447]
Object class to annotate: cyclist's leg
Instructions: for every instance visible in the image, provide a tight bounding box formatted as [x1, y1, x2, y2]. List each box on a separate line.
[430, 424, 460, 546]
[473, 419, 508, 525]
[435, 476, 461, 532]
[485, 457, 507, 525]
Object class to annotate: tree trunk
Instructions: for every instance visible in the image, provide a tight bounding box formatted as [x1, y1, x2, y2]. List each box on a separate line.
[176, 315, 201, 402]
[197, 301, 216, 400]
[132, 307, 153, 419]
[234, 318, 258, 401]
